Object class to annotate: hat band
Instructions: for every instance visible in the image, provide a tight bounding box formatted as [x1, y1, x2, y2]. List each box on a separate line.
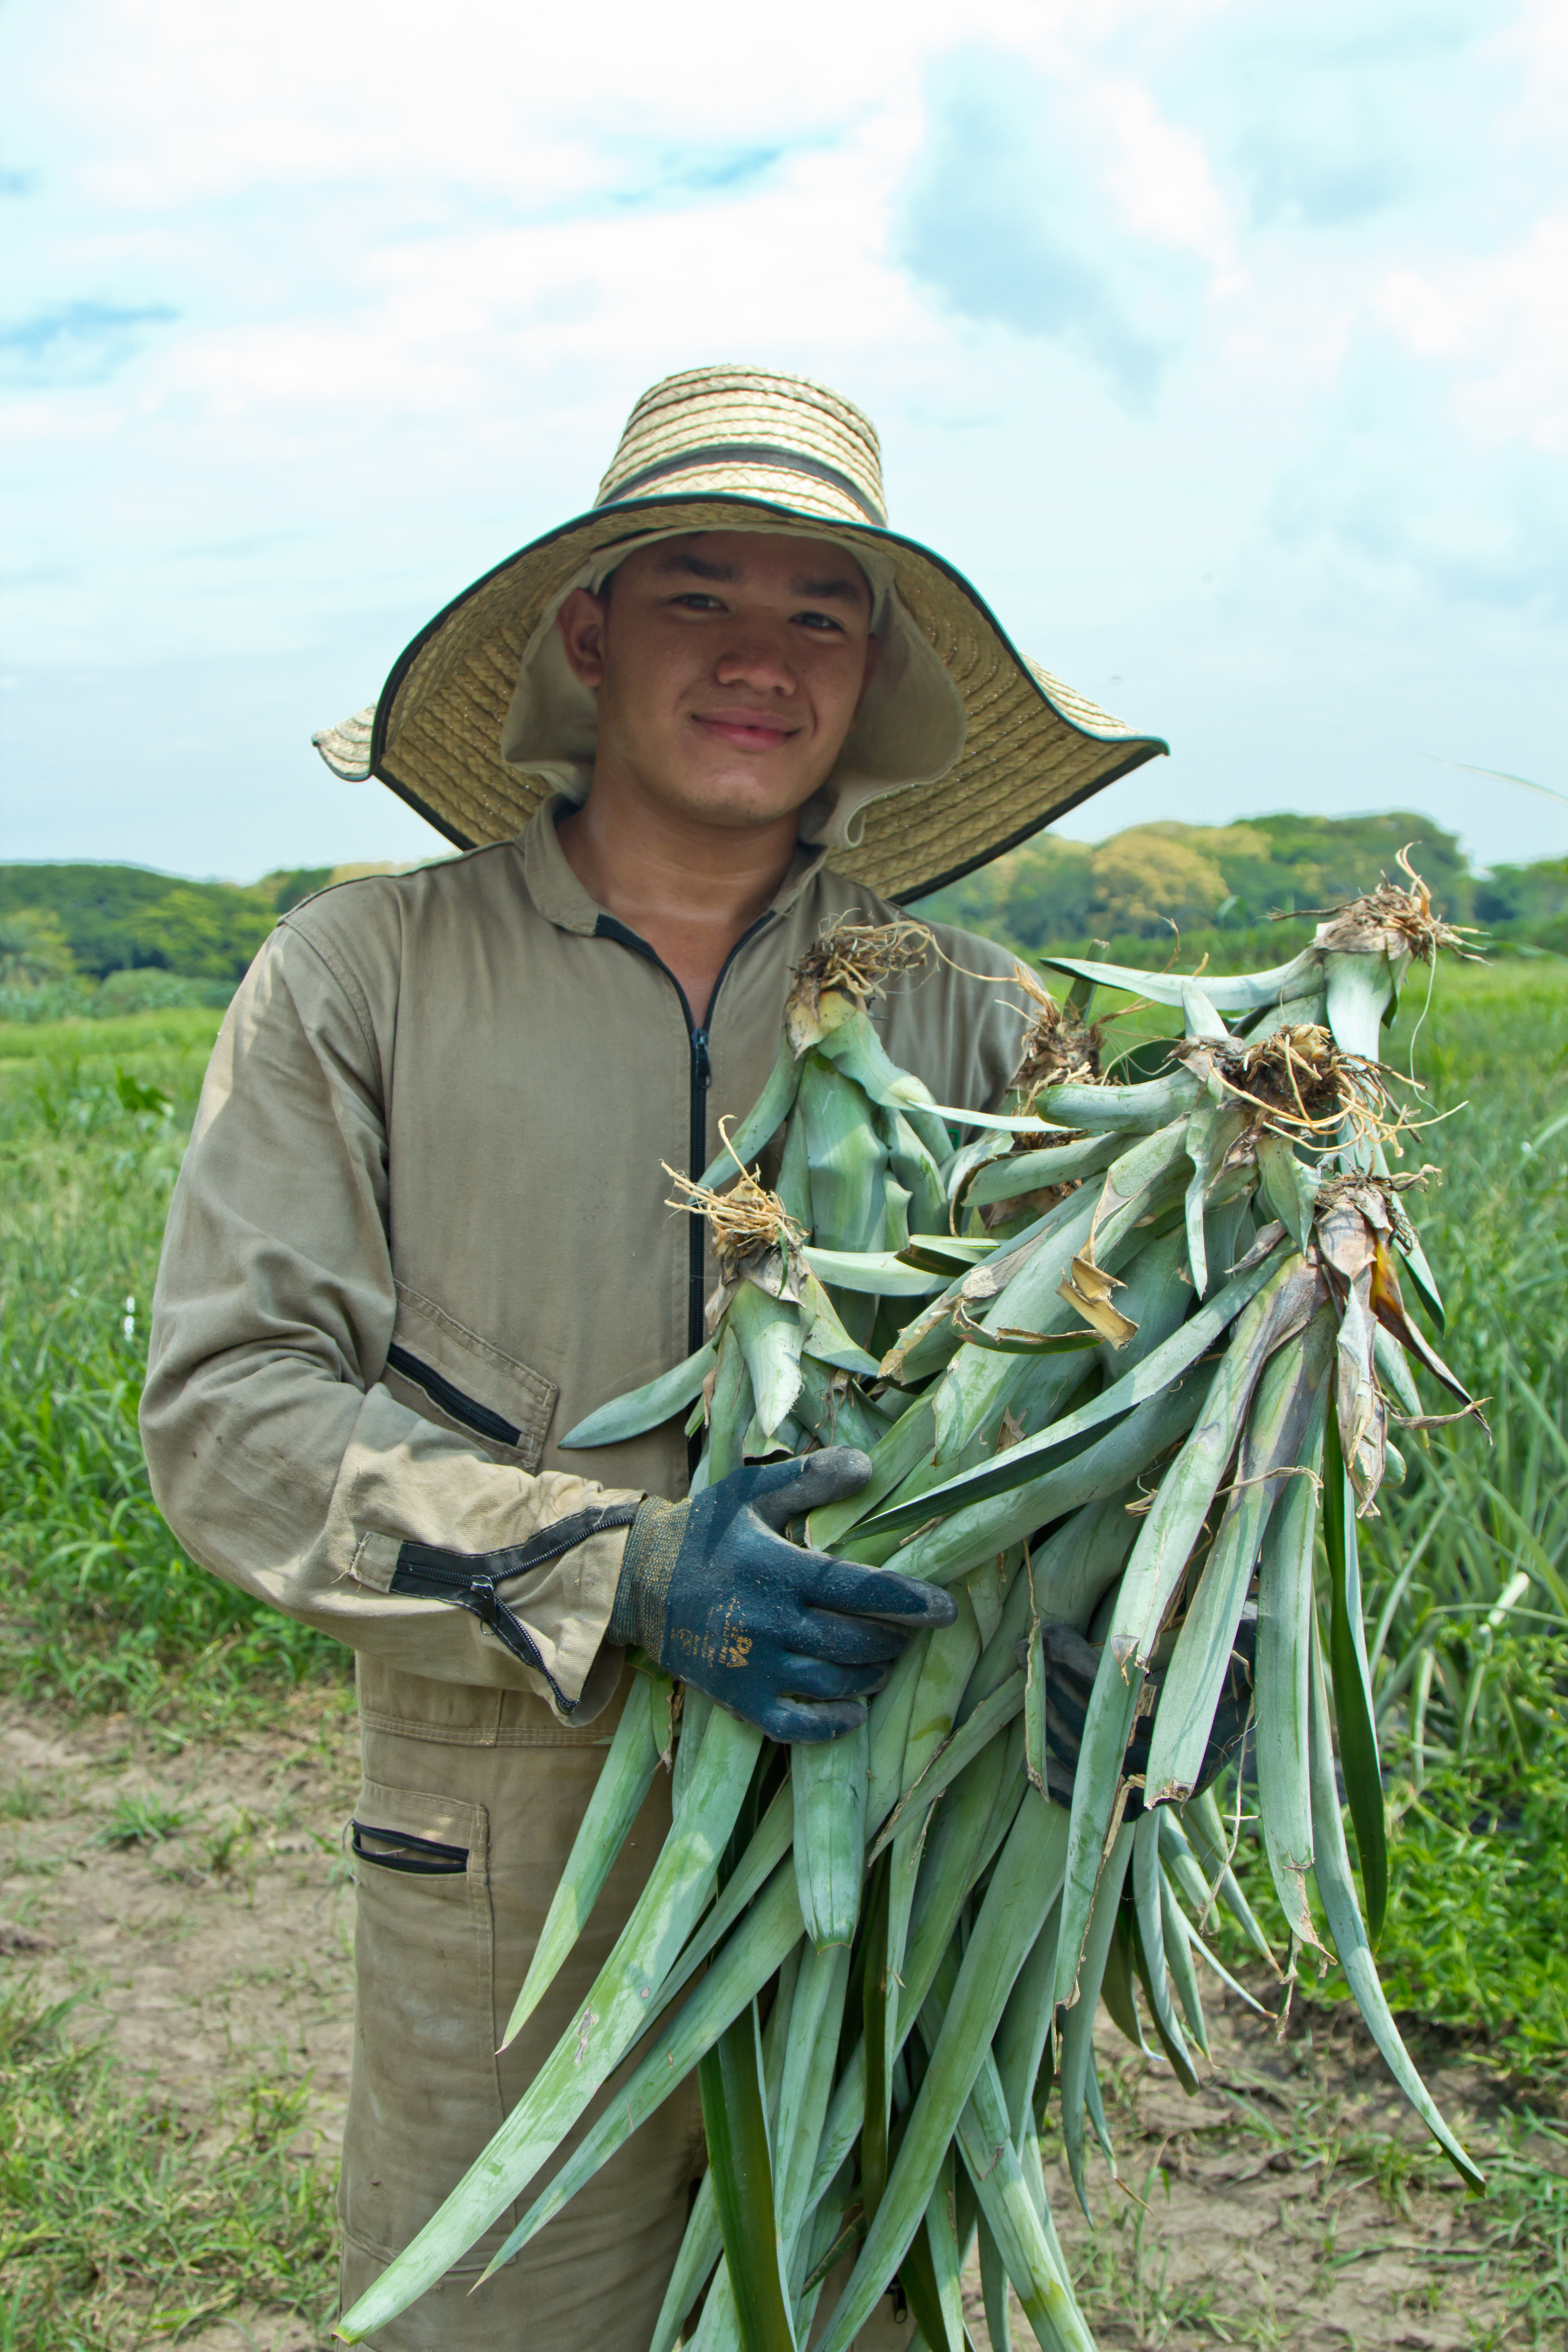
[599, 442, 887, 526]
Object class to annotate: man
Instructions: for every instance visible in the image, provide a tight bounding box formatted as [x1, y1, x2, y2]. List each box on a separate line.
[142, 365, 1164, 2347]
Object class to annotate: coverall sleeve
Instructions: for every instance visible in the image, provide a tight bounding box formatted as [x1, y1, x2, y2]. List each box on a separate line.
[139, 923, 641, 1723]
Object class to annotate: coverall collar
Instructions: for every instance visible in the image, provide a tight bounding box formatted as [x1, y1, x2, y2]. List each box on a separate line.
[520, 795, 831, 939]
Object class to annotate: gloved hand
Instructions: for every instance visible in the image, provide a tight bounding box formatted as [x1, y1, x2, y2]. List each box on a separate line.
[1020, 1612, 1257, 1814]
[610, 1448, 957, 1742]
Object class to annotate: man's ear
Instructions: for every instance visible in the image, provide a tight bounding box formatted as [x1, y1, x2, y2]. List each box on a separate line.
[556, 587, 609, 690]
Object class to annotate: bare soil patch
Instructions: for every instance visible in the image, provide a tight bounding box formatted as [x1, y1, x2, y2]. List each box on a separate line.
[1, 1691, 358, 2348]
[960, 1999, 1562, 2351]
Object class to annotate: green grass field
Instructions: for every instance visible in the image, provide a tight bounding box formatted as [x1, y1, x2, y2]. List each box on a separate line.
[1, 955, 1565, 2344]
[0, 1005, 345, 1730]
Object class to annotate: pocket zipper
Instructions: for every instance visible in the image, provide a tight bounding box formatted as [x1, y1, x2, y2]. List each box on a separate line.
[351, 1821, 469, 1876]
[385, 1343, 521, 1448]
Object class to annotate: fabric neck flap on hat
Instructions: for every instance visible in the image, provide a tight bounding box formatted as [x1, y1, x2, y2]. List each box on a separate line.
[496, 523, 967, 851]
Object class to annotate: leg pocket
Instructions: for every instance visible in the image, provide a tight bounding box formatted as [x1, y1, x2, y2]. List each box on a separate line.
[352, 1820, 470, 1877]
[339, 1778, 502, 2271]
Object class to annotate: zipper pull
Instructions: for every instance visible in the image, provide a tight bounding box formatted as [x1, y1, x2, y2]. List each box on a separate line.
[691, 1028, 711, 1087]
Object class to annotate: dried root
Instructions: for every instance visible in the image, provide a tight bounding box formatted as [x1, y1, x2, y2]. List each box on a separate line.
[1176, 1023, 1419, 1155]
[1007, 967, 1103, 1098]
[1004, 964, 1160, 1112]
[1295, 849, 1483, 963]
[788, 916, 934, 1024]
[664, 1132, 804, 1285]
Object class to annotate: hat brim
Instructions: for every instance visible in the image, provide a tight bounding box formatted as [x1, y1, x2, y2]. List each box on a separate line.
[363, 493, 1166, 902]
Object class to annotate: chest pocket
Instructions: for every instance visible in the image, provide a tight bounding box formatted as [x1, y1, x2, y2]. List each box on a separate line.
[382, 1280, 558, 1473]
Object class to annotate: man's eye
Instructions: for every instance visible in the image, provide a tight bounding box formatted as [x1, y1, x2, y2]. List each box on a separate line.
[796, 610, 846, 634]
[672, 592, 725, 611]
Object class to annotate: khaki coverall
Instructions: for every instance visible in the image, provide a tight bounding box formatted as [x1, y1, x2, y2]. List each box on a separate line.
[141, 799, 1028, 2348]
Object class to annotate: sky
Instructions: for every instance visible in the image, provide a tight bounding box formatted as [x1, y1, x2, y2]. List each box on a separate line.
[1, 0, 1564, 885]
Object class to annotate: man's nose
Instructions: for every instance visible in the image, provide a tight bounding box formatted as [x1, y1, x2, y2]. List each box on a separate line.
[712, 626, 798, 694]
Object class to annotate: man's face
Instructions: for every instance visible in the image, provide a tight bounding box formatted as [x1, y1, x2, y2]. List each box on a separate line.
[556, 531, 878, 832]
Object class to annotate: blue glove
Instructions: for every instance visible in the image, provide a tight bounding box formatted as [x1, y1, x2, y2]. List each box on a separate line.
[610, 1449, 957, 1742]
[1021, 1613, 1257, 1813]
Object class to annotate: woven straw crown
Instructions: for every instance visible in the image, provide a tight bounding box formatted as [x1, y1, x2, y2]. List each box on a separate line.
[596, 368, 888, 525]
[314, 365, 1166, 899]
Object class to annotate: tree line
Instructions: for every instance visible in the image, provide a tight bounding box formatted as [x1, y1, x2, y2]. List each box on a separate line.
[1, 816, 1564, 1015]
[918, 809, 1568, 965]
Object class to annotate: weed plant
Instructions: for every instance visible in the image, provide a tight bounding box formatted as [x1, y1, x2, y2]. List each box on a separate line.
[0, 1973, 336, 2349]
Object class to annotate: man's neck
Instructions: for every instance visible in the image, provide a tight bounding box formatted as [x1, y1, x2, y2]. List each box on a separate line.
[555, 778, 805, 1021]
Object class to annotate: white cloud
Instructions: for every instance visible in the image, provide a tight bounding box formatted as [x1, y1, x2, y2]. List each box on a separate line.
[1379, 217, 1568, 453]
[1098, 79, 1236, 272]
[33, 0, 947, 207]
[1, 0, 1564, 874]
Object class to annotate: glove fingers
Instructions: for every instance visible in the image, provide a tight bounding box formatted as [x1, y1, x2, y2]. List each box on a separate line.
[747, 1447, 871, 1531]
[773, 1652, 890, 1703]
[803, 1557, 958, 1628]
[791, 1607, 909, 1667]
[760, 1695, 869, 1744]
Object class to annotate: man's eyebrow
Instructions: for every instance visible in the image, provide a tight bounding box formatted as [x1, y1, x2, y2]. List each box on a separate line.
[651, 551, 740, 583]
[789, 572, 868, 607]
[648, 549, 870, 606]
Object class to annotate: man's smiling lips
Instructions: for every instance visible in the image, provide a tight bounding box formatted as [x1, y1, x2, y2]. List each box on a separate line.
[693, 710, 802, 751]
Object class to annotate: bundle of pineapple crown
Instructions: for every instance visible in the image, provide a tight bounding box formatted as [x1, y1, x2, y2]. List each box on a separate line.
[339, 878, 1488, 2352]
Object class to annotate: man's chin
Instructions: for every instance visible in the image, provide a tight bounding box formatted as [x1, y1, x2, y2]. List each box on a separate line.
[660, 775, 825, 834]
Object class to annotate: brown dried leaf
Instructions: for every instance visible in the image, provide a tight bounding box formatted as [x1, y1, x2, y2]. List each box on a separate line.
[1367, 1234, 1485, 1426]
[1057, 1248, 1139, 1348]
[1335, 1266, 1388, 1514]
[1316, 1196, 1378, 1285]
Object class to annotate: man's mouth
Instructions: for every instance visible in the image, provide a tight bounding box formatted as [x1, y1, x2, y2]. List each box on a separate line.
[694, 711, 800, 751]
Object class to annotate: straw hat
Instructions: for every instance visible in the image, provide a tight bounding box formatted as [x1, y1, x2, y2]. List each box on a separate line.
[313, 366, 1166, 901]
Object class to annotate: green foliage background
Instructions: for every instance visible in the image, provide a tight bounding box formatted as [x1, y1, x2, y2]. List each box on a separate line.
[0, 1009, 344, 1728]
[0, 861, 338, 1022]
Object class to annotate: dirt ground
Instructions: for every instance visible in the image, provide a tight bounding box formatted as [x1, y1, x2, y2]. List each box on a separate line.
[1, 1692, 358, 2352]
[1, 1696, 1558, 2351]
[967, 2019, 1534, 2352]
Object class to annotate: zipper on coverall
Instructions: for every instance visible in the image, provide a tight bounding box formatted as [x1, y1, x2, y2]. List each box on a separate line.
[594, 912, 777, 1359]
